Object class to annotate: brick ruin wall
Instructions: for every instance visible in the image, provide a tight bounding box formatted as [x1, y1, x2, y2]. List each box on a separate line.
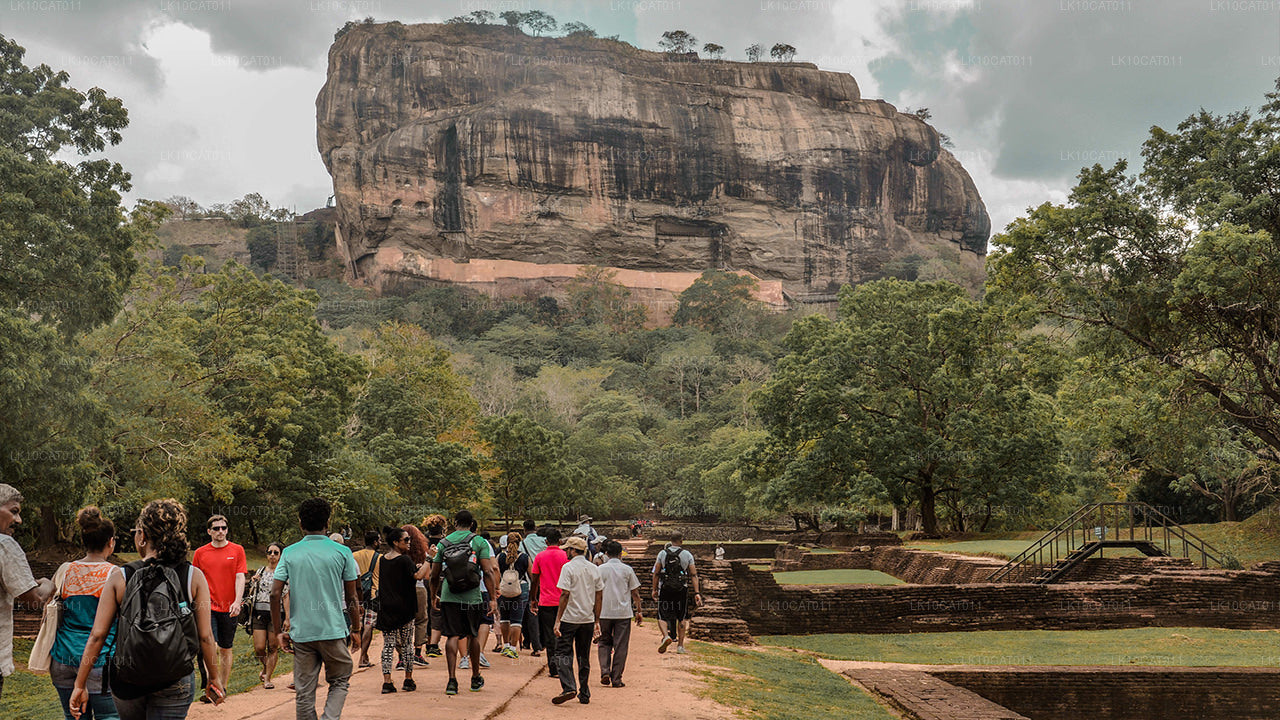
[932, 667, 1280, 720]
[732, 562, 1280, 635]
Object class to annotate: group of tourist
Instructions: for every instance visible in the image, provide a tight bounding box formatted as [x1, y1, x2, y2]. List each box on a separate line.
[0, 482, 706, 719]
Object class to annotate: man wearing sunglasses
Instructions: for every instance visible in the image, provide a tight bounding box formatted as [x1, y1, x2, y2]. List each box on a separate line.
[193, 514, 247, 698]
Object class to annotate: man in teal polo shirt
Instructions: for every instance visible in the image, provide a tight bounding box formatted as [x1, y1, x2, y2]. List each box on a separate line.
[428, 509, 499, 696]
[272, 498, 361, 720]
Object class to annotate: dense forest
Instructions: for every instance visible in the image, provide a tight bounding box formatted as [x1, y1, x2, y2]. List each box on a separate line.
[4, 33, 1279, 548]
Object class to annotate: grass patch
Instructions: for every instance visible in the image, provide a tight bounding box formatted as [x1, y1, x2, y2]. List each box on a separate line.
[806, 548, 842, 554]
[692, 641, 897, 720]
[0, 628, 291, 720]
[748, 564, 773, 571]
[761, 627, 1280, 667]
[772, 569, 904, 586]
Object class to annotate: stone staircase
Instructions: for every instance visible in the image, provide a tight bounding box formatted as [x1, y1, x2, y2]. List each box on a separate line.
[620, 540, 752, 644]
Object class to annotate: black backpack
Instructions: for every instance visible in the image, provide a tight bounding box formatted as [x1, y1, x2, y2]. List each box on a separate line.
[661, 547, 689, 591]
[440, 533, 482, 593]
[112, 561, 198, 690]
[358, 553, 380, 603]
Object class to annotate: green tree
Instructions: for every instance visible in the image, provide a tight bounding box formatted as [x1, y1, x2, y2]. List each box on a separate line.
[673, 270, 762, 333]
[751, 279, 1064, 534]
[659, 30, 697, 54]
[481, 413, 569, 528]
[988, 82, 1280, 466]
[702, 43, 725, 60]
[770, 43, 796, 62]
[565, 265, 646, 331]
[521, 10, 558, 36]
[745, 43, 763, 62]
[246, 224, 277, 270]
[0, 35, 159, 544]
[561, 21, 596, 37]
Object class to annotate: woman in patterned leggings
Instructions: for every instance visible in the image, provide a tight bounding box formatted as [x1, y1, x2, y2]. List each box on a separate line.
[376, 527, 430, 693]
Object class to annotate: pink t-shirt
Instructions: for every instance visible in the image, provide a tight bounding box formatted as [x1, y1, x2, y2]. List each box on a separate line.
[530, 546, 568, 607]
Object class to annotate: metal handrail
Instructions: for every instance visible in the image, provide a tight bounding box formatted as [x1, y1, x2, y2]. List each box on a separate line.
[986, 502, 1227, 582]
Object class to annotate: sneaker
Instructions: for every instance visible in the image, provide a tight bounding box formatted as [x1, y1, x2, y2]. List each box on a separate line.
[426, 645, 442, 658]
[658, 637, 672, 654]
[396, 660, 407, 671]
[552, 690, 577, 705]
[478, 653, 490, 668]
[612, 681, 626, 688]
[459, 656, 470, 669]
[382, 682, 397, 694]
[470, 676, 485, 692]
[676, 646, 688, 655]
[413, 653, 430, 667]
[403, 678, 416, 692]
[445, 678, 458, 695]
[502, 647, 519, 659]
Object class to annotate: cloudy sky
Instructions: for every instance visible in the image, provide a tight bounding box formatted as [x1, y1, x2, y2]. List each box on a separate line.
[4, 0, 1279, 235]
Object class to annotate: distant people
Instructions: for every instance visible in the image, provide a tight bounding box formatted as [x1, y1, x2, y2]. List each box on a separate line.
[651, 531, 700, 655]
[596, 539, 642, 688]
[50, 507, 120, 720]
[428, 510, 499, 695]
[351, 530, 381, 668]
[328, 532, 345, 544]
[71, 498, 223, 718]
[248, 542, 286, 689]
[714, 544, 726, 561]
[574, 515, 598, 555]
[0, 484, 54, 702]
[496, 531, 530, 658]
[191, 514, 246, 695]
[377, 527, 429, 693]
[519, 521, 547, 656]
[550, 536, 604, 705]
[272, 498, 361, 720]
[529, 527, 568, 678]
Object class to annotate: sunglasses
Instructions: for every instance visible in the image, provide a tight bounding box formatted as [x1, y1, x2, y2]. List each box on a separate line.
[210, 526, 228, 531]
[267, 550, 280, 556]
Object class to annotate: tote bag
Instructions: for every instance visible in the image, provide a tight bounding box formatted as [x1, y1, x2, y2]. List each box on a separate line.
[27, 562, 68, 674]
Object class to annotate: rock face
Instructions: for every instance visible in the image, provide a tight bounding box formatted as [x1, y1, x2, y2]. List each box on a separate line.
[316, 23, 990, 310]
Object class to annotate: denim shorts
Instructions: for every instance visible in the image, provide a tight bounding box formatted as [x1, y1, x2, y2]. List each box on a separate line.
[497, 593, 528, 626]
[112, 672, 194, 720]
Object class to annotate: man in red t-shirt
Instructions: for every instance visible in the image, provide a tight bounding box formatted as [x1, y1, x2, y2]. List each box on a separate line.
[528, 527, 568, 678]
[192, 514, 247, 694]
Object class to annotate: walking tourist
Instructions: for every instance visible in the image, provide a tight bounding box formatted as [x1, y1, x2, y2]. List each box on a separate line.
[377, 526, 429, 693]
[428, 510, 499, 695]
[530, 527, 568, 677]
[49, 507, 120, 719]
[248, 542, 286, 689]
[422, 515, 447, 658]
[192, 514, 247, 694]
[496, 531, 531, 658]
[271, 498, 361, 720]
[519, 520, 547, 655]
[596, 539, 642, 688]
[351, 530, 381, 668]
[0, 484, 54, 701]
[574, 515, 599, 555]
[70, 498, 223, 718]
[550, 536, 604, 705]
[651, 532, 700, 654]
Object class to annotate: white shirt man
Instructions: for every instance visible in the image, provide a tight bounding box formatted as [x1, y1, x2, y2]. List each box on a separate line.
[0, 485, 54, 699]
[552, 537, 603, 705]
[596, 541, 642, 687]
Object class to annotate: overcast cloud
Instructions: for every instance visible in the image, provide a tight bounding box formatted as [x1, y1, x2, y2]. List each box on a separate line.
[2, 0, 1278, 235]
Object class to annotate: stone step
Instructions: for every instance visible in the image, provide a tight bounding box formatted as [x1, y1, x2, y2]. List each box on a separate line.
[689, 617, 752, 644]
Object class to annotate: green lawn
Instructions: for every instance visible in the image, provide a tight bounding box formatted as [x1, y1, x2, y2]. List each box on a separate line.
[772, 569, 904, 586]
[806, 548, 842, 554]
[1, 630, 291, 720]
[692, 641, 898, 720]
[761, 627, 1280, 667]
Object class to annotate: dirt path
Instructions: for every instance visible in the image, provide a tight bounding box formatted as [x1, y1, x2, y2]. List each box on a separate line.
[188, 620, 731, 720]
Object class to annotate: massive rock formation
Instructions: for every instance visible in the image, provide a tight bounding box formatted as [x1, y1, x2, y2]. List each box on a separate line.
[317, 22, 990, 314]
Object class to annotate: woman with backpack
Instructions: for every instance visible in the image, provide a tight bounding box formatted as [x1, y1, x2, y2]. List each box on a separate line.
[495, 531, 530, 659]
[48, 507, 120, 720]
[248, 541, 286, 689]
[376, 527, 430, 694]
[69, 498, 222, 719]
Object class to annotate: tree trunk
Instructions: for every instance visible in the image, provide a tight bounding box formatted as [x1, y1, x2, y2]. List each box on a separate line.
[979, 504, 993, 532]
[248, 516, 261, 547]
[40, 504, 59, 548]
[918, 482, 939, 535]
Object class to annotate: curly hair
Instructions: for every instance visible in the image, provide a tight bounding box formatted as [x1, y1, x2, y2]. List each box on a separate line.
[505, 532, 522, 566]
[422, 514, 447, 537]
[137, 499, 189, 565]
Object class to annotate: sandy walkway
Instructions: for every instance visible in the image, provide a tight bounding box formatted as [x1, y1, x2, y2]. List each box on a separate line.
[188, 620, 731, 720]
